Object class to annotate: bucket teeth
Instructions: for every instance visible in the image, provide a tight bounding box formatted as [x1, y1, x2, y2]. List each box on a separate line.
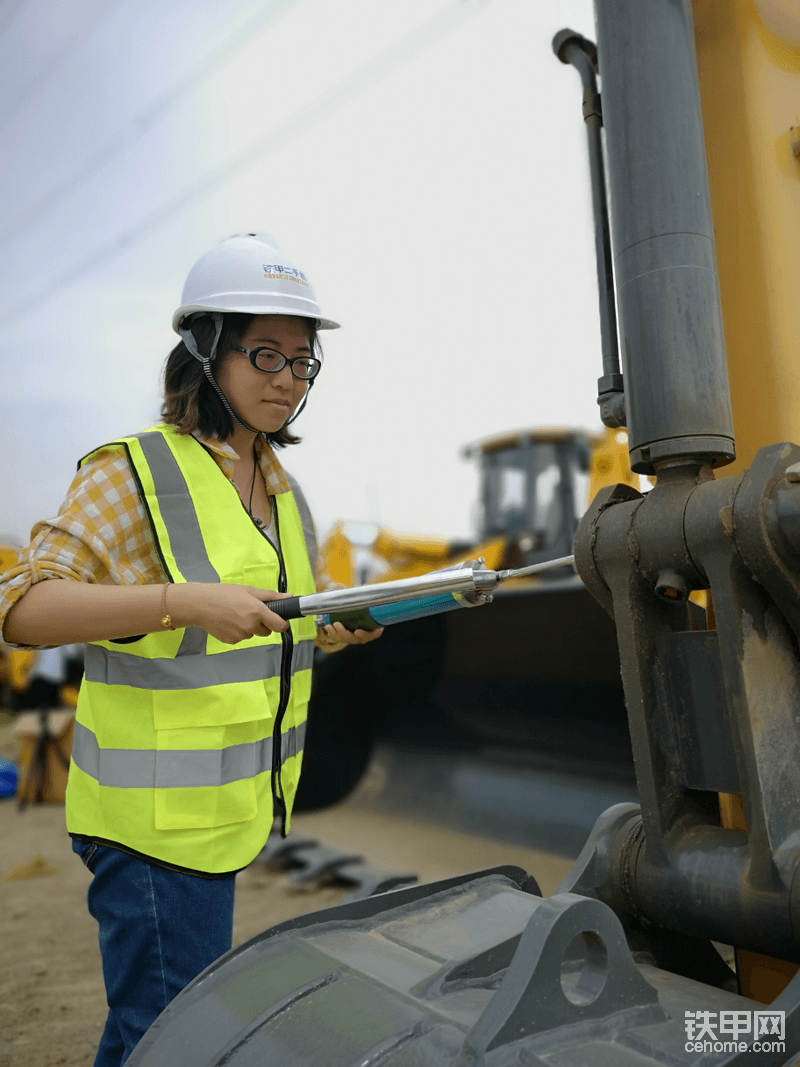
[252, 837, 417, 900]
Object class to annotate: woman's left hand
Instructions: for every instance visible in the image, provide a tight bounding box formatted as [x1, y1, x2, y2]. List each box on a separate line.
[321, 621, 384, 646]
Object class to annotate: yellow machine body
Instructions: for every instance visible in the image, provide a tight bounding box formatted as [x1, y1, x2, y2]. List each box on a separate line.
[694, 0, 800, 1003]
[694, 0, 800, 468]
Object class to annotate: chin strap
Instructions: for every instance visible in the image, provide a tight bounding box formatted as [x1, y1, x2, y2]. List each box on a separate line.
[201, 356, 264, 435]
[284, 381, 313, 428]
[179, 312, 262, 435]
[178, 311, 313, 437]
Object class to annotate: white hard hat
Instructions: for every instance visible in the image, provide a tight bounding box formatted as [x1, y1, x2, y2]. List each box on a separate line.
[172, 233, 340, 332]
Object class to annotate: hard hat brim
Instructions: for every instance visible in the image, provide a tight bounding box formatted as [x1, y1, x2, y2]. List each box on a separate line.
[172, 303, 340, 333]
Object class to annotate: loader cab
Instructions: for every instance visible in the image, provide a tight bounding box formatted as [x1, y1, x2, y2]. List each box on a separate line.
[465, 428, 592, 570]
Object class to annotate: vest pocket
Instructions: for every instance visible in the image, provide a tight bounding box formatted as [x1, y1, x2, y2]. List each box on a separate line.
[153, 722, 261, 830]
[154, 778, 259, 830]
[153, 680, 275, 731]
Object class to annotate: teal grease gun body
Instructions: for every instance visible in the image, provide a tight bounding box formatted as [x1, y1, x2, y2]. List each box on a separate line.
[263, 554, 576, 631]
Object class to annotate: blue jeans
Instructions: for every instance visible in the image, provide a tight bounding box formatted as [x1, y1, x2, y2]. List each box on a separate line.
[72, 839, 236, 1067]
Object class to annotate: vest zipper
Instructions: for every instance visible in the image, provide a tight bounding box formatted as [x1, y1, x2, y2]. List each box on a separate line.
[245, 497, 293, 836]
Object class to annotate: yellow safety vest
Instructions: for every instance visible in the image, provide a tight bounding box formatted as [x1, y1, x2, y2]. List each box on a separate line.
[65, 425, 317, 874]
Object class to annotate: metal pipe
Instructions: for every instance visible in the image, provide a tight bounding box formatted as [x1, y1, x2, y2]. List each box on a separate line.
[497, 554, 575, 581]
[593, 0, 735, 474]
[553, 30, 625, 429]
[630, 823, 800, 963]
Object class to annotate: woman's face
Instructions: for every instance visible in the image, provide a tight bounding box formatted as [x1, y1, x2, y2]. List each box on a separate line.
[215, 315, 312, 435]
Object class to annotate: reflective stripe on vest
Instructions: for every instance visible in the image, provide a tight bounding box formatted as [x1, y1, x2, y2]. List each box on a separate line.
[84, 637, 315, 690]
[136, 430, 220, 583]
[285, 470, 317, 575]
[133, 430, 318, 586]
[71, 719, 307, 788]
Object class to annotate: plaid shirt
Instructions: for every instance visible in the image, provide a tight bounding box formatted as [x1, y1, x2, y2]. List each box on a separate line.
[1, 430, 342, 650]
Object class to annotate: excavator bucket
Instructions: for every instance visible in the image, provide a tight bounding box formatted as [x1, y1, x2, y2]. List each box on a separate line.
[128, 812, 800, 1066]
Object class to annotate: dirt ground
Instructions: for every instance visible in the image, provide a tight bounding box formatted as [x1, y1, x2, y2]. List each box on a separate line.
[0, 719, 572, 1067]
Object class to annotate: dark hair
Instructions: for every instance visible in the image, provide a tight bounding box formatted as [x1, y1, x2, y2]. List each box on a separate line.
[161, 313, 322, 447]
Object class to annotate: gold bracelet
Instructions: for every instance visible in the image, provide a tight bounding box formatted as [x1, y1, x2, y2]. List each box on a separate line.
[161, 583, 175, 630]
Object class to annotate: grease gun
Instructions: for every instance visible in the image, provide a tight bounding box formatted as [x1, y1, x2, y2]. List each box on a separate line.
[263, 554, 575, 631]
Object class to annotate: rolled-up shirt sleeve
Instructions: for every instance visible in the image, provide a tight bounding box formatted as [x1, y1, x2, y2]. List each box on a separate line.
[1, 435, 350, 653]
[0, 447, 164, 648]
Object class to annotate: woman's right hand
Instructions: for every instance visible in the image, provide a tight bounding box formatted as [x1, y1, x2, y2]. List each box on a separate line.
[169, 583, 289, 645]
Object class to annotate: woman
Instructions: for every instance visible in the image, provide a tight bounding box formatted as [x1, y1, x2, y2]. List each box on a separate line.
[1, 233, 382, 1066]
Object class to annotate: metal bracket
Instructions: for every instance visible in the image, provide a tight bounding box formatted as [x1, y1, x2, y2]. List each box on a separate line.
[455, 893, 664, 1064]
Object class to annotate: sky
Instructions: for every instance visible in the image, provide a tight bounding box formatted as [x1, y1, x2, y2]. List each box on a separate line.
[1, 0, 600, 547]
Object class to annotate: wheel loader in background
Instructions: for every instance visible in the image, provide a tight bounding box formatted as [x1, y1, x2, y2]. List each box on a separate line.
[130, 0, 800, 1062]
[294, 426, 641, 847]
[0, 539, 82, 713]
[0, 540, 33, 708]
[319, 427, 639, 592]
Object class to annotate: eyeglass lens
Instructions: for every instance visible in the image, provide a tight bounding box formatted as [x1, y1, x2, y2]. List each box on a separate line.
[252, 349, 319, 379]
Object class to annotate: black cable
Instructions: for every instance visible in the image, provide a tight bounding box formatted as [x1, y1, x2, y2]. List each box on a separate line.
[247, 444, 265, 528]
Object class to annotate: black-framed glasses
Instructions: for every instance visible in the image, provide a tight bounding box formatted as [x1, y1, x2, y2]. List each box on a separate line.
[233, 346, 321, 381]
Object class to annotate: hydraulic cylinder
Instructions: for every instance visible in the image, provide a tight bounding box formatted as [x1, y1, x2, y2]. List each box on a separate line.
[594, 0, 735, 473]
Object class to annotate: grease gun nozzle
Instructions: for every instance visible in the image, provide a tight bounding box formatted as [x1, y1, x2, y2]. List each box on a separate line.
[497, 554, 576, 583]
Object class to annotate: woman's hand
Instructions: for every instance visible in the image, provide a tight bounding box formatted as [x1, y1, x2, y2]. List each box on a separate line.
[319, 621, 385, 647]
[3, 580, 289, 648]
[169, 583, 289, 645]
